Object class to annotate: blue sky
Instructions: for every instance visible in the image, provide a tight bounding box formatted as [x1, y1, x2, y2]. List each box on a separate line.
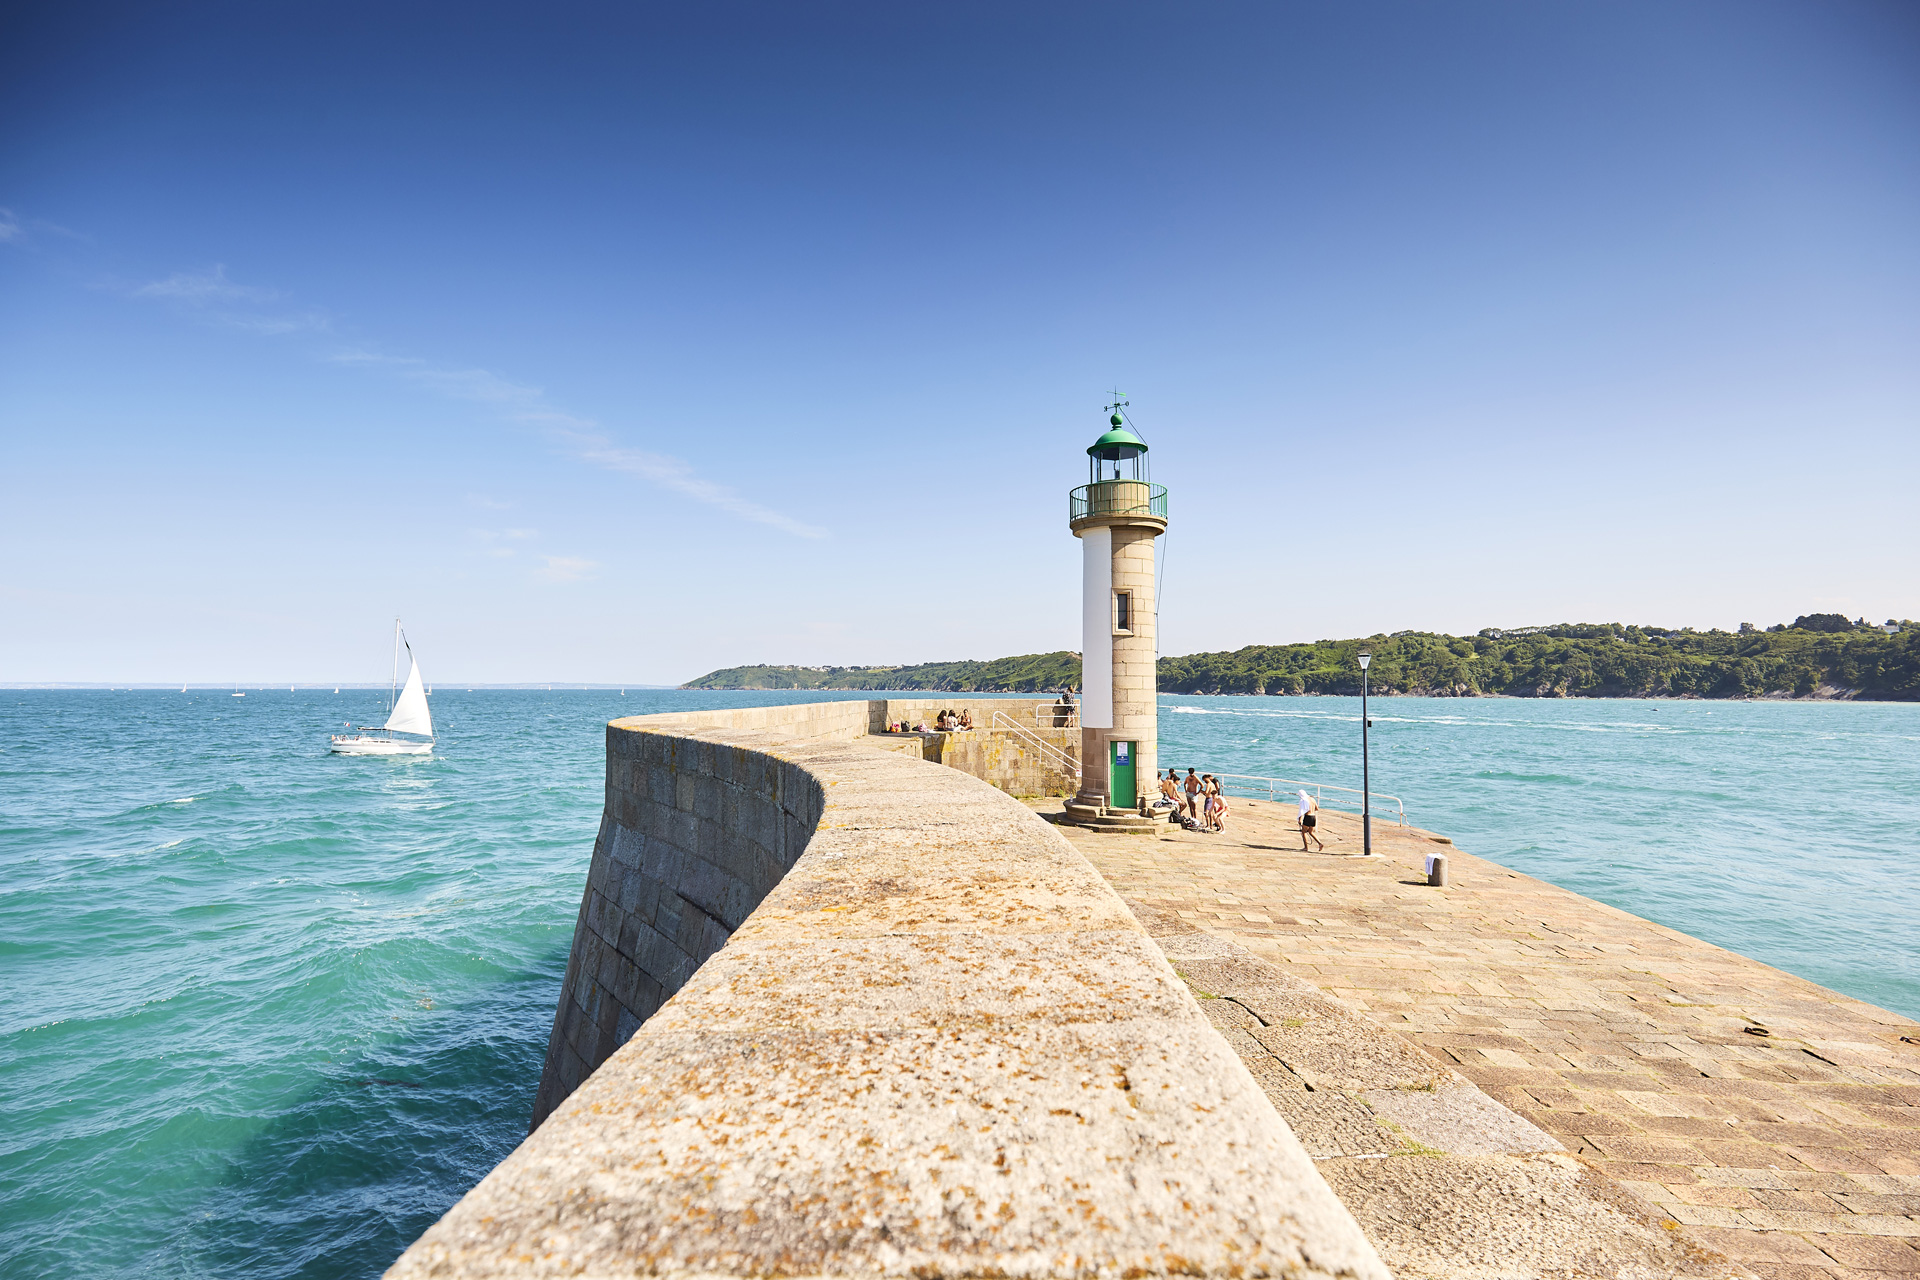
[3, 1, 1916, 684]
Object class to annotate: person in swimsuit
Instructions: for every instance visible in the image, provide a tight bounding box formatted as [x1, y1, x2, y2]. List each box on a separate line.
[1206, 777, 1228, 832]
[1183, 769, 1202, 824]
[1297, 789, 1323, 851]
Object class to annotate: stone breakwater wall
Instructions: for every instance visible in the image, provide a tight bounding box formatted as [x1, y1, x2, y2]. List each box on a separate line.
[524, 699, 865, 1128]
[391, 701, 1385, 1280]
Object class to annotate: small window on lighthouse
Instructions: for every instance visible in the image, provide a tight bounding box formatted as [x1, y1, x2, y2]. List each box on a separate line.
[1113, 590, 1133, 634]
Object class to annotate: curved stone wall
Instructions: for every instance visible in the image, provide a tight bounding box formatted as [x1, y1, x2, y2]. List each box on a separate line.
[390, 702, 1386, 1280]
[526, 700, 869, 1126]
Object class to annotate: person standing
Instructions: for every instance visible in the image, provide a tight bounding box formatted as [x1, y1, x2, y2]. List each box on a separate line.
[1297, 788, 1323, 851]
[1183, 769, 1202, 824]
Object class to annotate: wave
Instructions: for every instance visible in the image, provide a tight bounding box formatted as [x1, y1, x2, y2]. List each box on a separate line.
[1474, 771, 1583, 785]
[1163, 701, 1802, 739]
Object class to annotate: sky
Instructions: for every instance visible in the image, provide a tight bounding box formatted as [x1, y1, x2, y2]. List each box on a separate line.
[2, 1, 1916, 684]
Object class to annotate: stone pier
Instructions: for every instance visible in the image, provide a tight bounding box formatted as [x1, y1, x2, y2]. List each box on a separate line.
[388, 700, 1383, 1280]
[1036, 796, 1920, 1279]
[386, 699, 1919, 1279]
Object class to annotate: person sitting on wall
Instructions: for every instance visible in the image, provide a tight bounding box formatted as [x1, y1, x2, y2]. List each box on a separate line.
[1155, 769, 1179, 812]
[937, 709, 957, 731]
[957, 709, 974, 730]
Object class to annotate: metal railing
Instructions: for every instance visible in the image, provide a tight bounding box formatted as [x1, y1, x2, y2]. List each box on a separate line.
[1210, 773, 1408, 826]
[1069, 482, 1168, 522]
[991, 711, 1080, 778]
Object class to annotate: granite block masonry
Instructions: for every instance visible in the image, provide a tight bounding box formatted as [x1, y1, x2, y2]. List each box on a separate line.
[530, 697, 1078, 1130]
[389, 700, 1386, 1280]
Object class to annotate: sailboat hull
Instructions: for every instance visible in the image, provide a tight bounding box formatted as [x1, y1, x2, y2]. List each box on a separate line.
[330, 733, 433, 756]
[330, 621, 434, 755]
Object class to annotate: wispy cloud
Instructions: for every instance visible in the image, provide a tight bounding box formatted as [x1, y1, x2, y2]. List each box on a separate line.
[0, 206, 83, 247]
[566, 432, 829, 539]
[69, 231, 819, 540]
[133, 265, 276, 303]
[469, 526, 540, 558]
[539, 555, 597, 582]
[128, 264, 328, 333]
[336, 349, 827, 539]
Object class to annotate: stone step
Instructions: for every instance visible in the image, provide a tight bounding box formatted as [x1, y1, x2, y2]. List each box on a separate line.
[1063, 802, 1163, 834]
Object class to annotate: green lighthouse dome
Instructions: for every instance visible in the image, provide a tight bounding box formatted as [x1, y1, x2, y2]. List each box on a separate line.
[1087, 419, 1149, 461]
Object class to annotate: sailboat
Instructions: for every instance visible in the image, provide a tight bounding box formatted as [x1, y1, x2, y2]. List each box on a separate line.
[329, 620, 435, 756]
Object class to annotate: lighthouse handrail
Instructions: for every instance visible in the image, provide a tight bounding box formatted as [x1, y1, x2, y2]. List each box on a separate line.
[1210, 773, 1408, 826]
[1069, 483, 1168, 522]
[990, 711, 1081, 779]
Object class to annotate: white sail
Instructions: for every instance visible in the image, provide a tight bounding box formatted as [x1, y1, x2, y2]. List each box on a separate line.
[384, 659, 434, 737]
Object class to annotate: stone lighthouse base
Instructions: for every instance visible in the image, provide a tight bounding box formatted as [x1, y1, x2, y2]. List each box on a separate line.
[1062, 797, 1164, 833]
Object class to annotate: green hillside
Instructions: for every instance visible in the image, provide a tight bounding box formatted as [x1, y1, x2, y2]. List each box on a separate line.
[1157, 617, 1918, 699]
[681, 651, 1082, 693]
[684, 616, 1919, 700]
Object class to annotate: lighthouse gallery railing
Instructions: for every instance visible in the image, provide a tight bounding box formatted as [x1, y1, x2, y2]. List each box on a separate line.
[1069, 483, 1168, 522]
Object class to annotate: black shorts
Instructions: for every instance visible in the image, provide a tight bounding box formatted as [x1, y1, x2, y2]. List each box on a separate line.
[1302, 814, 1316, 828]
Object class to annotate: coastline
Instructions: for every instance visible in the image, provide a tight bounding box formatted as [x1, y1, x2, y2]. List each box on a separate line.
[682, 684, 1900, 701]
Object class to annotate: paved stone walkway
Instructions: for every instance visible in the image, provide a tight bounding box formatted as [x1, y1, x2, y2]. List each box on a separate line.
[1032, 797, 1920, 1279]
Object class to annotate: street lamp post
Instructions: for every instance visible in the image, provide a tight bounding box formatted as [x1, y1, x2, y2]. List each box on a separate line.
[1357, 649, 1372, 856]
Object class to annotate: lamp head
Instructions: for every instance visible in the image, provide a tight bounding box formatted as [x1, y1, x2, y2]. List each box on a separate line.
[1357, 650, 1372, 670]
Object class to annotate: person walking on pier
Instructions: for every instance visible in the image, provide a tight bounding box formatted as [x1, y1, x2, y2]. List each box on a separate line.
[1297, 789, 1323, 851]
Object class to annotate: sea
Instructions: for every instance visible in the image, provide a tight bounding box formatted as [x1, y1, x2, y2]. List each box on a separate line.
[2, 688, 1915, 1278]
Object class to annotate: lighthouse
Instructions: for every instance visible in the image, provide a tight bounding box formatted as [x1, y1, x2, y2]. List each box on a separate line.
[1066, 399, 1167, 826]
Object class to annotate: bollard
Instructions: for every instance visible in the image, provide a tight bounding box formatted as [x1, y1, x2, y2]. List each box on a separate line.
[1425, 853, 1449, 887]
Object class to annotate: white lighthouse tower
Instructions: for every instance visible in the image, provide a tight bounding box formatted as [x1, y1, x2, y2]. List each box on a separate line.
[1065, 399, 1167, 828]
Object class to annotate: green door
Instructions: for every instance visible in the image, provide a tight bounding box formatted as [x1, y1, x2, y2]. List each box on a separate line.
[1109, 740, 1137, 808]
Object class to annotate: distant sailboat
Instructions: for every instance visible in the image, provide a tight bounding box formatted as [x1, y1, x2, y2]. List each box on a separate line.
[232, 684, 245, 698]
[329, 620, 435, 756]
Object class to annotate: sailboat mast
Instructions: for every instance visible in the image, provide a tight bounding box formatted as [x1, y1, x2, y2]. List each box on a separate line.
[390, 618, 400, 714]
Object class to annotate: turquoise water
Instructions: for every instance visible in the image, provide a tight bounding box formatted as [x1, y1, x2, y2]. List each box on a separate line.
[2, 689, 1914, 1277]
[1159, 694, 1920, 1021]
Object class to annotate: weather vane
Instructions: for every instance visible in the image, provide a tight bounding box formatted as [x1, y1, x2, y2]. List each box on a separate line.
[1104, 389, 1129, 417]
